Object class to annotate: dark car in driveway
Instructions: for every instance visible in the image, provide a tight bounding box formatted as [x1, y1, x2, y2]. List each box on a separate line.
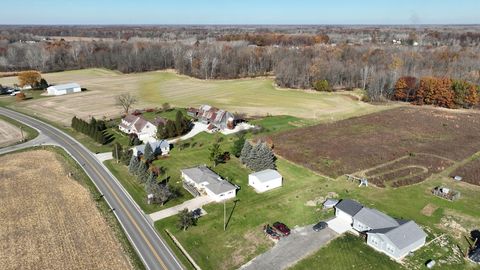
[273, 222, 291, 236]
[313, 221, 328, 232]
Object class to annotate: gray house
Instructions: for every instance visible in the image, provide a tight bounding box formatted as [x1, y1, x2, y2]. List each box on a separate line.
[367, 220, 427, 260]
[330, 199, 427, 260]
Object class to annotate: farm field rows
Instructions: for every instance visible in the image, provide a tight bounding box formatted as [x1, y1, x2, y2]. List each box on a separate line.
[272, 107, 480, 187]
[0, 149, 133, 270]
[0, 68, 389, 126]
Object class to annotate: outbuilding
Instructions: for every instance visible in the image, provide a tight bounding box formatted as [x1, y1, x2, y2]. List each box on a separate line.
[46, 83, 81, 96]
[248, 169, 282, 193]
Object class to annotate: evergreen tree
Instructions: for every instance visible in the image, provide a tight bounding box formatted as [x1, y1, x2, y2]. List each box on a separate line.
[166, 120, 177, 138]
[246, 143, 262, 170]
[156, 122, 167, 139]
[209, 142, 222, 167]
[112, 142, 123, 160]
[256, 143, 276, 171]
[121, 149, 133, 166]
[143, 142, 155, 162]
[136, 161, 149, 183]
[145, 171, 157, 192]
[128, 155, 140, 174]
[231, 134, 246, 158]
[71, 116, 77, 130]
[239, 140, 252, 164]
[175, 110, 184, 135]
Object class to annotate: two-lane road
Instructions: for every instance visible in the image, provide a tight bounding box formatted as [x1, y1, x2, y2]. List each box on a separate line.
[0, 107, 183, 270]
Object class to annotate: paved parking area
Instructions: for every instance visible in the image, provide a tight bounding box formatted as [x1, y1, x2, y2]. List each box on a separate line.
[241, 224, 339, 270]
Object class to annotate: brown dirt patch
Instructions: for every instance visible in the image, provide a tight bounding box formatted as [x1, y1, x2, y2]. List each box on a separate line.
[272, 107, 480, 186]
[0, 150, 132, 270]
[0, 119, 22, 147]
[421, 203, 439, 217]
[450, 158, 480, 186]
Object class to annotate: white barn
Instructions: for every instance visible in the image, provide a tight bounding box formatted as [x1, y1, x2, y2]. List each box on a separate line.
[46, 83, 81, 96]
[248, 169, 282, 193]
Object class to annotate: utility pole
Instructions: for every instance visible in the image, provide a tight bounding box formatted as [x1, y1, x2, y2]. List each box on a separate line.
[223, 199, 226, 231]
[115, 143, 119, 163]
[20, 126, 24, 142]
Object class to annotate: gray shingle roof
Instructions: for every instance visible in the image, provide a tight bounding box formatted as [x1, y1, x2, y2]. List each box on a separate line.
[249, 169, 282, 183]
[369, 221, 427, 250]
[353, 208, 400, 229]
[335, 199, 363, 216]
[470, 245, 480, 263]
[50, 82, 80, 90]
[181, 166, 236, 195]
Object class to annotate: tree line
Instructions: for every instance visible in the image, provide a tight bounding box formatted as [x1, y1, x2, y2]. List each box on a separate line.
[71, 116, 110, 144]
[393, 76, 479, 109]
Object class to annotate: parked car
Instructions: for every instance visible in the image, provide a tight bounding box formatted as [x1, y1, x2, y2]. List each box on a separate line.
[313, 221, 328, 231]
[10, 90, 21, 96]
[272, 222, 291, 236]
[263, 224, 281, 240]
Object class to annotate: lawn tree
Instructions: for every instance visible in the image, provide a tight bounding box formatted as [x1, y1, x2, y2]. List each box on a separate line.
[156, 122, 167, 139]
[255, 142, 276, 171]
[177, 208, 196, 231]
[165, 120, 177, 138]
[239, 140, 253, 164]
[143, 142, 155, 162]
[136, 161, 149, 183]
[18, 70, 42, 87]
[128, 155, 140, 174]
[112, 142, 123, 161]
[231, 134, 246, 158]
[209, 141, 222, 167]
[145, 171, 157, 192]
[116, 93, 137, 114]
[148, 183, 173, 206]
[161, 102, 171, 111]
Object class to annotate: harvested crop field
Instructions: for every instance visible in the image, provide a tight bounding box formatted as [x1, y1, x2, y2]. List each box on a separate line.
[272, 107, 480, 186]
[0, 150, 132, 270]
[450, 158, 480, 186]
[0, 68, 387, 126]
[0, 119, 22, 147]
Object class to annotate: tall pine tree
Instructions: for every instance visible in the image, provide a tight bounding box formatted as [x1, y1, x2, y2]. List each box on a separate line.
[128, 155, 140, 174]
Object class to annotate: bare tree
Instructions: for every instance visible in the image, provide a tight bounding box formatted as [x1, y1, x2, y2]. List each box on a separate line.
[116, 93, 137, 114]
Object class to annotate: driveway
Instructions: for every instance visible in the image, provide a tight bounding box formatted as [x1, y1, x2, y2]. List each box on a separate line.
[149, 195, 213, 222]
[241, 225, 338, 270]
[169, 122, 208, 144]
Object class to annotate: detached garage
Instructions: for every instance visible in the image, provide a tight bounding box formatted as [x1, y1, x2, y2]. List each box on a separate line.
[248, 169, 282, 193]
[47, 83, 81, 96]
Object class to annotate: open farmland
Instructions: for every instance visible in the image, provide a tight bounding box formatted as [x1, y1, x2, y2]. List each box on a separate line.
[272, 107, 480, 187]
[0, 69, 388, 126]
[450, 158, 480, 186]
[0, 119, 22, 147]
[0, 150, 132, 270]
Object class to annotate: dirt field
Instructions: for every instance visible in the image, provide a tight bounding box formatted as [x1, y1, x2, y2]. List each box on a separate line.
[0, 119, 22, 147]
[0, 68, 387, 126]
[0, 150, 132, 270]
[450, 158, 480, 186]
[272, 107, 480, 187]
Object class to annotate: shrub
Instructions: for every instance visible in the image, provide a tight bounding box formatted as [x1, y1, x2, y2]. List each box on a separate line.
[313, 79, 332, 92]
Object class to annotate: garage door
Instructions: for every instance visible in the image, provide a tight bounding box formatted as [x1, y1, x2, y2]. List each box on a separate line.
[327, 217, 352, 234]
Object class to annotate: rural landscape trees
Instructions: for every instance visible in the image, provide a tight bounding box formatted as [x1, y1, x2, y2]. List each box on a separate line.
[240, 140, 276, 172]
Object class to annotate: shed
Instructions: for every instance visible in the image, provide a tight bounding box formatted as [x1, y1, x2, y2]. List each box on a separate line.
[248, 169, 282, 193]
[46, 83, 81, 96]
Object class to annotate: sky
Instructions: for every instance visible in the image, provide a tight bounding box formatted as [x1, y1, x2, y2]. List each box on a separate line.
[0, 0, 478, 25]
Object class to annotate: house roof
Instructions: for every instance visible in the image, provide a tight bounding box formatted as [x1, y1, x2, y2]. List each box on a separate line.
[48, 82, 80, 90]
[120, 114, 152, 132]
[470, 245, 480, 263]
[134, 116, 150, 131]
[368, 221, 427, 250]
[249, 169, 282, 183]
[181, 166, 236, 195]
[133, 140, 170, 154]
[353, 208, 400, 230]
[335, 199, 363, 216]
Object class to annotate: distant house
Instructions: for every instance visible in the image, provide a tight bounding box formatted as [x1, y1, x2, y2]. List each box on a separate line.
[248, 169, 282, 193]
[328, 199, 427, 260]
[46, 83, 81, 95]
[192, 105, 235, 130]
[181, 165, 237, 202]
[119, 114, 157, 142]
[132, 140, 170, 157]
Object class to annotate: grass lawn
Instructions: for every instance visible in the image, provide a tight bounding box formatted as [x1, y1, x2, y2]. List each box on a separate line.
[141, 108, 190, 122]
[290, 234, 402, 270]
[250, 115, 317, 134]
[155, 151, 480, 270]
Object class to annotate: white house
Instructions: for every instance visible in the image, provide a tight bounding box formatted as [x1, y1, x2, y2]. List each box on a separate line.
[46, 83, 81, 95]
[329, 199, 427, 260]
[132, 140, 170, 157]
[181, 165, 237, 202]
[119, 114, 157, 142]
[248, 169, 282, 193]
